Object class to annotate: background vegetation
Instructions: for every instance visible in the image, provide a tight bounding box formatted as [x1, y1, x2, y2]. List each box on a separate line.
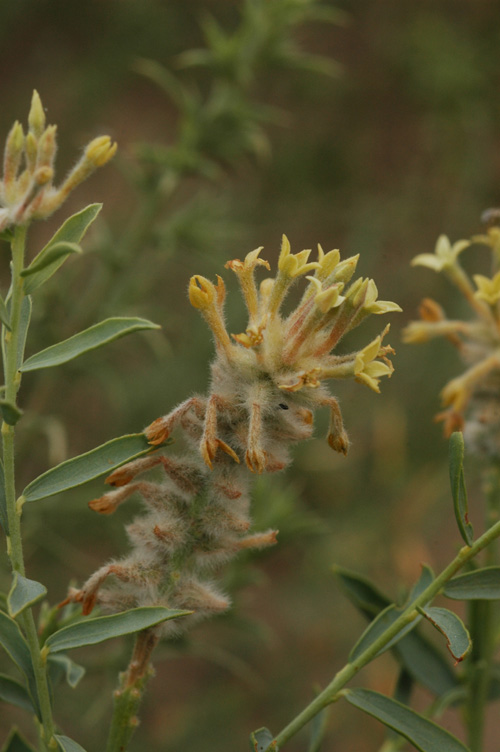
[1, 1, 500, 750]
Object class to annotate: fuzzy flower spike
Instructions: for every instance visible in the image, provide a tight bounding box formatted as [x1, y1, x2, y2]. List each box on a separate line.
[0, 90, 117, 231]
[403, 219, 500, 454]
[64, 236, 400, 636]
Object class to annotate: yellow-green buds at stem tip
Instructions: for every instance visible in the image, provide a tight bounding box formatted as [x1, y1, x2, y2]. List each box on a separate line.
[0, 92, 117, 230]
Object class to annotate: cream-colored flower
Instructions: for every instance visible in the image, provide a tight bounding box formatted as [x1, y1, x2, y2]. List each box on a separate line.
[278, 234, 319, 278]
[354, 330, 394, 392]
[411, 234, 469, 272]
[363, 279, 402, 315]
[473, 271, 500, 305]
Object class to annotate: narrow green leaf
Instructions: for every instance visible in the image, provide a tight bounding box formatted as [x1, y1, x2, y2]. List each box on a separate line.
[449, 432, 473, 545]
[0, 459, 9, 535]
[22, 433, 158, 502]
[0, 611, 39, 718]
[0, 400, 23, 426]
[7, 574, 47, 619]
[0, 673, 34, 713]
[44, 607, 190, 654]
[20, 317, 160, 372]
[21, 242, 81, 278]
[394, 629, 458, 697]
[333, 566, 391, 618]
[308, 706, 330, 752]
[23, 204, 102, 295]
[0, 294, 11, 330]
[444, 566, 500, 600]
[1, 729, 37, 752]
[345, 689, 469, 752]
[249, 728, 276, 752]
[421, 607, 471, 663]
[406, 565, 434, 605]
[349, 605, 421, 663]
[48, 654, 85, 689]
[54, 736, 87, 752]
[16, 296, 31, 371]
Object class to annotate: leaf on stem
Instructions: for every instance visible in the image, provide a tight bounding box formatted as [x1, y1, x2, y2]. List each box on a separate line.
[0, 673, 34, 714]
[54, 736, 87, 752]
[22, 433, 159, 503]
[449, 432, 474, 545]
[20, 317, 161, 372]
[248, 728, 276, 752]
[7, 574, 47, 619]
[16, 296, 31, 371]
[43, 607, 191, 654]
[344, 688, 469, 752]
[0, 460, 9, 535]
[21, 242, 81, 279]
[406, 565, 434, 604]
[349, 604, 421, 663]
[308, 705, 331, 752]
[0, 728, 37, 752]
[0, 294, 11, 330]
[0, 400, 23, 426]
[0, 611, 40, 718]
[421, 607, 471, 663]
[393, 629, 458, 697]
[23, 203, 102, 295]
[47, 654, 85, 689]
[333, 566, 391, 618]
[443, 566, 500, 600]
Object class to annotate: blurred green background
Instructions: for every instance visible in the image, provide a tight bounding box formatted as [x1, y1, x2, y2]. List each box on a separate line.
[1, 1, 500, 750]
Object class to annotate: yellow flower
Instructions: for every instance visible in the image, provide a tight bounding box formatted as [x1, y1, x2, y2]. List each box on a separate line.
[363, 279, 402, 315]
[473, 270, 500, 305]
[411, 234, 469, 272]
[278, 234, 319, 278]
[354, 329, 394, 393]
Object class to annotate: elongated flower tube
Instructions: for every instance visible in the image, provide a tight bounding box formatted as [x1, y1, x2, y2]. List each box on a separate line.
[404, 219, 500, 455]
[0, 91, 117, 231]
[64, 236, 400, 635]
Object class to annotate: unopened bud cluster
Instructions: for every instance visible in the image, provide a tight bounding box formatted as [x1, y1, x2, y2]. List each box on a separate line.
[66, 237, 400, 634]
[403, 223, 500, 457]
[0, 91, 117, 231]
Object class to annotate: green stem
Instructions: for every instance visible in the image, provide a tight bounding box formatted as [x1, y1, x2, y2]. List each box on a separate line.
[106, 629, 159, 752]
[3, 225, 56, 752]
[268, 518, 500, 751]
[466, 464, 500, 752]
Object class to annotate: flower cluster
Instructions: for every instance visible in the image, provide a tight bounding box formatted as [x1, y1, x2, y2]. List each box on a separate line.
[403, 224, 500, 455]
[65, 238, 400, 634]
[0, 91, 117, 231]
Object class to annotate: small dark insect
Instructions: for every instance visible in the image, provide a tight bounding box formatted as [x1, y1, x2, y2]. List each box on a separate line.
[278, 403, 289, 410]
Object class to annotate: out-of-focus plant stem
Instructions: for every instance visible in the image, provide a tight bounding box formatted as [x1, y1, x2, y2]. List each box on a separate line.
[466, 464, 500, 752]
[267, 516, 500, 751]
[2, 225, 56, 752]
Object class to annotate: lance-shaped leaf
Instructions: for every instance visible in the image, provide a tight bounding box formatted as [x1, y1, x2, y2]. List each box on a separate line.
[1, 729, 37, 752]
[22, 433, 158, 503]
[349, 604, 421, 663]
[333, 566, 390, 618]
[444, 566, 500, 600]
[0, 673, 34, 714]
[249, 728, 275, 752]
[23, 204, 102, 295]
[449, 432, 473, 545]
[47, 655, 85, 689]
[54, 736, 87, 752]
[308, 706, 330, 752]
[0, 400, 23, 426]
[0, 460, 8, 534]
[43, 607, 190, 654]
[0, 294, 11, 330]
[344, 689, 469, 752]
[421, 607, 471, 663]
[20, 317, 160, 372]
[394, 629, 458, 697]
[0, 611, 39, 717]
[406, 565, 434, 604]
[7, 574, 47, 618]
[16, 296, 32, 371]
[21, 242, 81, 279]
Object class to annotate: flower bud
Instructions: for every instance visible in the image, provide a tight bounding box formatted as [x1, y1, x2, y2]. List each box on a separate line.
[85, 135, 117, 167]
[28, 90, 46, 137]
